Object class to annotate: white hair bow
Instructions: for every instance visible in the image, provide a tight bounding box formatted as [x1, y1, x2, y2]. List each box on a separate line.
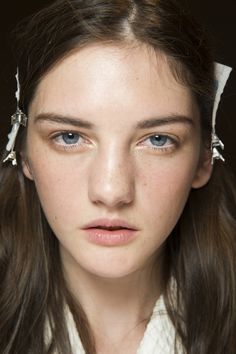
[211, 63, 232, 164]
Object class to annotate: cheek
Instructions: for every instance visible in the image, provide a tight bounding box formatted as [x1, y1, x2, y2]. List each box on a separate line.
[136, 155, 198, 228]
[28, 154, 88, 226]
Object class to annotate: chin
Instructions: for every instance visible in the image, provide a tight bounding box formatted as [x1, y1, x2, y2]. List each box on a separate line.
[61, 243, 151, 281]
[79, 254, 142, 280]
[88, 267, 138, 280]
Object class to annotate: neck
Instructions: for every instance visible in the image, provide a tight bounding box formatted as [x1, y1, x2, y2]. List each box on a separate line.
[61, 249, 167, 340]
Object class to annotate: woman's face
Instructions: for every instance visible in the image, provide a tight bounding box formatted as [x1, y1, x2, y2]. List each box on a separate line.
[23, 43, 212, 278]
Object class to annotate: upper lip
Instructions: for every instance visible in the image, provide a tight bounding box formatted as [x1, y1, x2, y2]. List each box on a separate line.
[82, 218, 138, 230]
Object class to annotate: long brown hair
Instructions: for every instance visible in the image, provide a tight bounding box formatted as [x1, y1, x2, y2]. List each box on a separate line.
[1, 1, 235, 353]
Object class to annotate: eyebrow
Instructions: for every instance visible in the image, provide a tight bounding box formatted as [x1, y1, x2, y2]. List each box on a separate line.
[34, 113, 94, 129]
[136, 115, 194, 129]
[34, 112, 194, 129]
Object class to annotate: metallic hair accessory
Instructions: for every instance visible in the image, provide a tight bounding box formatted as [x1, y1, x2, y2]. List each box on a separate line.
[211, 63, 232, 164]
[3, 68, 27, 166]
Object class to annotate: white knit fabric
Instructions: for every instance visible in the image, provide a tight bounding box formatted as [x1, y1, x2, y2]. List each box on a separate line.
[63, 294, 184, 354]
[136, 295, 184, 354]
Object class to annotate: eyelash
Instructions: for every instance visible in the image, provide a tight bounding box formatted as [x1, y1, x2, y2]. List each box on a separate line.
[50, 131, 178, 152]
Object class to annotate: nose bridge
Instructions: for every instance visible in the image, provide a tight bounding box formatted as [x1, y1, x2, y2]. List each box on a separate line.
[88, 142, 134, 207]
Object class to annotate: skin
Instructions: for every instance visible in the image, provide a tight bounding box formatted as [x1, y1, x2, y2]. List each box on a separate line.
[22, 42, 212, 353]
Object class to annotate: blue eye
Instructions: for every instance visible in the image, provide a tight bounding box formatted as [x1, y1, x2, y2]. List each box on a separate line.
[139, 134, 176, 152]
[61, 132, 80, 145]
[51, 130, 93, 151]
[149, 135, 168, 147]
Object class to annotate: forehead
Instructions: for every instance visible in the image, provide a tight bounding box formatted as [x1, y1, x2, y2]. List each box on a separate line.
[29, 42, 199, 123]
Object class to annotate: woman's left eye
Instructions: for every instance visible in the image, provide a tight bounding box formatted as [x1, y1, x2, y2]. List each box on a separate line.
[140, 134, 176, 150]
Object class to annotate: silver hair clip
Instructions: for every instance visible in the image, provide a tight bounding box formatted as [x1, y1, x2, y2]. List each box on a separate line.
[211, 63, 232, 164]
[3, 68, 28, 166]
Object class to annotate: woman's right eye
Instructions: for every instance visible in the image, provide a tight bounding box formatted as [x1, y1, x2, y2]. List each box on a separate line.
[52, 131, 89, 149]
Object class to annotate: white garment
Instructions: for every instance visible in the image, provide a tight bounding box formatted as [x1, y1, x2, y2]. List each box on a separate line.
[65, 294, 184, 354]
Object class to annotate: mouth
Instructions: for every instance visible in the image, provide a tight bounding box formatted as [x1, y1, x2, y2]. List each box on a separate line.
[82, 219, 138, 246]
[90, 226, 130, 231]
[82, 218, 138, 231]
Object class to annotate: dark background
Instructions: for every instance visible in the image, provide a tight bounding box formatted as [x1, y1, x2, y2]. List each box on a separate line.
[0, 0, 236, 175]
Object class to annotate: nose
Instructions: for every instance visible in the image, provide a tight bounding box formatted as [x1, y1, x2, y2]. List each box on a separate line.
[88, 147, 135, 209]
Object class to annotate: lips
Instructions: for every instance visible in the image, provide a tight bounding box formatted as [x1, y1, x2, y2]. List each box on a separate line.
[82, 218, 138, 231]
[82, 218, 138, 246]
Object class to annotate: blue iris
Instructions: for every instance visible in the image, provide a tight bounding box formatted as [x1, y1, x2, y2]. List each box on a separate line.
[150, 135, 168, 147]
[62, 133, 80, 145]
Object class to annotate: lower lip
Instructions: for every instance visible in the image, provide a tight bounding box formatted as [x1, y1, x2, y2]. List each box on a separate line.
[84, 228, 137, 246]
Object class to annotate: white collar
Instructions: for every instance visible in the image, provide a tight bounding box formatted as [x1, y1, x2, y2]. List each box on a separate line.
[65, 293, 184, 354]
